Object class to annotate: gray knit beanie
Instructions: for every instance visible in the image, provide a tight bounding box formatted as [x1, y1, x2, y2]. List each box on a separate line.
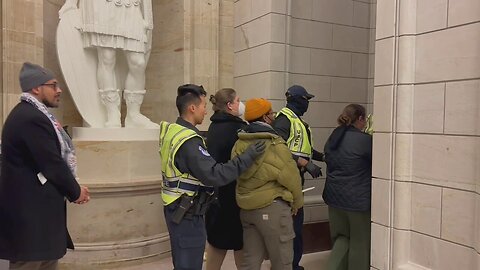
[19, 62, 56, 92]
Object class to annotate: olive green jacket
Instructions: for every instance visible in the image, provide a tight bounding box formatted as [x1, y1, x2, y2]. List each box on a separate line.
[232, 130, 303, 211]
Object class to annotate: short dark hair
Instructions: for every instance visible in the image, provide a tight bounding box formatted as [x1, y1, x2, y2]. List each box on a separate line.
[176, 84, 207, 115]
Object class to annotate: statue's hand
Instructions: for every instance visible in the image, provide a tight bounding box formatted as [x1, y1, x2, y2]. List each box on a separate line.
[59, 2, 78, 20]
[143, 19, 154, 31]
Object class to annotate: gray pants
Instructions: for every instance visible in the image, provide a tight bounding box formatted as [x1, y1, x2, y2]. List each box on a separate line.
[9, 260, 58, 270]
[240, 200, 295, 270]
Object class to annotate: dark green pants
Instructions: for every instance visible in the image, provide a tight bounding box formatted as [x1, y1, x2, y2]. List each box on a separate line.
[327, 206, 371, 270]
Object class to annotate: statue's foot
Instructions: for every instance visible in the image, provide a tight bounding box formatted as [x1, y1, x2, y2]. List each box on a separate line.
[125, 113, 159, 129]
[104, 110, 121, 128]
[105, 120, 121, 128]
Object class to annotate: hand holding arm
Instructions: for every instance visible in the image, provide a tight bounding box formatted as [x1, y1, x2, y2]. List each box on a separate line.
[176, 138, 264, 187]
[243, 141, 266, 160]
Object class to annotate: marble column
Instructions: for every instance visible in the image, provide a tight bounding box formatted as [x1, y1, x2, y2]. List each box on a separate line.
[371, 0, 480, 269]
[1, 0, 44, 131]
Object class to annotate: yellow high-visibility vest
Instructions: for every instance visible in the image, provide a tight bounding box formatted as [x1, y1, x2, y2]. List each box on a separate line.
[159, 121, 212, 205]
[277, 107, 313, 158]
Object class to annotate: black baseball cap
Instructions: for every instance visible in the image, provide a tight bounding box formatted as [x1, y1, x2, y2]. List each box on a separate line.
[286, 85, 314, 100]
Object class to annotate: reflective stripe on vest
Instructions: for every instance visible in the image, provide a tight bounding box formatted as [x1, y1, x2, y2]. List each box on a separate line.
[159, 121, 212, 205]
[276, 107, 313, 158]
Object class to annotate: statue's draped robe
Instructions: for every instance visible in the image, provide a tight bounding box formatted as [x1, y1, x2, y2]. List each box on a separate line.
[80, 0, 153, 53]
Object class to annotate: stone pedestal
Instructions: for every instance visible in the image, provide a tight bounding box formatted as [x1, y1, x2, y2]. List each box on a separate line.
[61, 128, 168, 269]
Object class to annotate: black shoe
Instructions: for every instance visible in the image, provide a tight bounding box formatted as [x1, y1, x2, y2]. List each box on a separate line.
[294, 266, 305, 270]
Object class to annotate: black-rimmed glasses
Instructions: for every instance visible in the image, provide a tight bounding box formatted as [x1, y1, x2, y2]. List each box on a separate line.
[41, 83, 60, 90]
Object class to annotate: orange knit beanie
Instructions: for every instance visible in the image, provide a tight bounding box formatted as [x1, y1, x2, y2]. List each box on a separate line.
[244, 98, 272, 121]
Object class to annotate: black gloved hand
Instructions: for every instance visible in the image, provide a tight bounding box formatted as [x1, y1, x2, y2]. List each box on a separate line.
[305, 161, 322, 178]
[319, 152, 325, 162]
[244, 141, 266, 159]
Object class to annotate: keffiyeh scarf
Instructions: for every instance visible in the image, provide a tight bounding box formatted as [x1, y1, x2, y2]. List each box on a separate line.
[21, 93, 78, 177]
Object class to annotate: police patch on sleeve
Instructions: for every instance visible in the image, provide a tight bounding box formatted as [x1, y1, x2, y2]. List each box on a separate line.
[199, 146, 211, 156]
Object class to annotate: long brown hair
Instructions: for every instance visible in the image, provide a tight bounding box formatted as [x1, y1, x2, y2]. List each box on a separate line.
[337, 104, 366, 126]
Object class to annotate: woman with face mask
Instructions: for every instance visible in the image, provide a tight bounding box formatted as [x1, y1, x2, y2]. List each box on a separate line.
[205, 88, 247, 270]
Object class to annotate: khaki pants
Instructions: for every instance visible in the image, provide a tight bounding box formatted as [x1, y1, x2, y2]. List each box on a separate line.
[240, 200, 295, 270]
[9, 260, 58, 270]
[327, 206, 371, 270]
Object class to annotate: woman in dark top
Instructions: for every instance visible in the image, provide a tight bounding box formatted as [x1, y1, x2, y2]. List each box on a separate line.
[323, 104, 372, 270]
[205, 88, 247, 270]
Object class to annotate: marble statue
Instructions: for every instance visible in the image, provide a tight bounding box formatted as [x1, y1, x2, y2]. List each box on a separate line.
[58, 0, 158, 128]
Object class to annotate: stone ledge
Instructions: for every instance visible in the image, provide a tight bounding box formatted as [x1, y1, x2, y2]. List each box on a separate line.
[73, 127, 160, 141]
[61, 234, 171, 269]
[84, 179, 162, 197]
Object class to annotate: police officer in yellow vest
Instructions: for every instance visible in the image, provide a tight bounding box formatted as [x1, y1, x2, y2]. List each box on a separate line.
[272, 85, 324, 270]
[159, 84, 266, 270]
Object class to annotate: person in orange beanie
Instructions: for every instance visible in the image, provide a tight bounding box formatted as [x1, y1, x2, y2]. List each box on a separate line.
[244, 98, 274, 122]
[233, 98, 303, 270]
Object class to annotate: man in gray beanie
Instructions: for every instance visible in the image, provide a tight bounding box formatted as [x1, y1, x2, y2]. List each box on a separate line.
[0, 62, 90, 270]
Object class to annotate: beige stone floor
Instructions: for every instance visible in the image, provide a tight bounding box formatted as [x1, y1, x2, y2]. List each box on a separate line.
[1, 251, 329, 270]
[119, 251, 330, 270]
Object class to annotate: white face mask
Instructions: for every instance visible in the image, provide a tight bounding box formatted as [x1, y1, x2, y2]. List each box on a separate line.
[237, 101, 246, 116]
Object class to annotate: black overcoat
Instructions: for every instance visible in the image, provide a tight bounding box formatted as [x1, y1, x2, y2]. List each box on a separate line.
[205, 111, 247, 250]
[0, 101, 81, 261]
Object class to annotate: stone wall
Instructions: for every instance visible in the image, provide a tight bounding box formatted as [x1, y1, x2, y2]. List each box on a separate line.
[1, 0, 44, 133]
[233, 0, 375, 223]
[371, 0, 480, 269]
